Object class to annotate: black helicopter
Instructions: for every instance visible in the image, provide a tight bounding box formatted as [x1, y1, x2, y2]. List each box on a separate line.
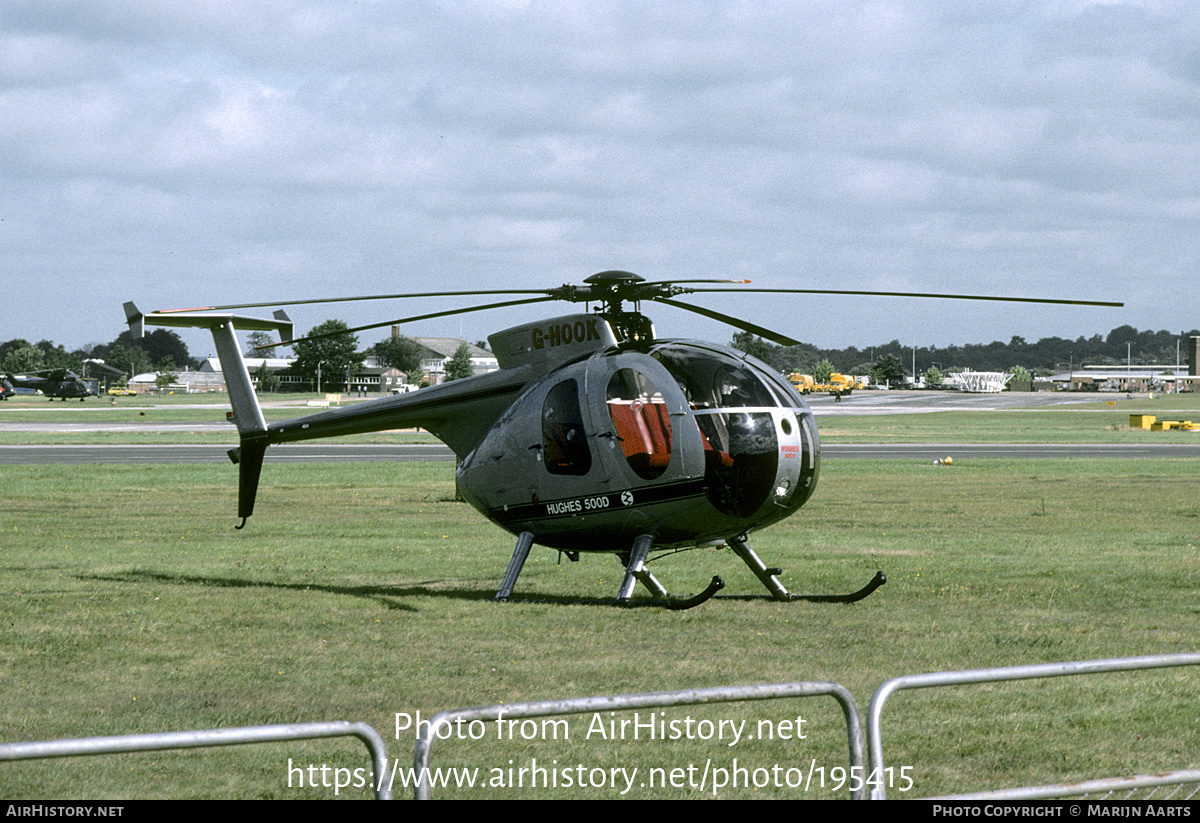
[124, 271, 1120, 608]
[4, 368, 98, 401]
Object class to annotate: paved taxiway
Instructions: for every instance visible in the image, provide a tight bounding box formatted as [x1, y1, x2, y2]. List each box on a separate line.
[2, 390, 1198, 463]
[804, 389, 1106, 415]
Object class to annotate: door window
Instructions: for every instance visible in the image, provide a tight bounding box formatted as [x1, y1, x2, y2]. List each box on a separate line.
[606, 368, 673, 480]
[542, 379, 591, 475]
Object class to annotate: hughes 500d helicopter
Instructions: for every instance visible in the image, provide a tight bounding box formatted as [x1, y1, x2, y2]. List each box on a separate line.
[124, 272, 1120, 609]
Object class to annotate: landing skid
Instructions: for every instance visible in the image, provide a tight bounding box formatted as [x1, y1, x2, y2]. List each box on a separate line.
[715, 570, 886, 603]
[615, 535, 726, 609]
[728, 536, 886, 603]
[495, 531, 724, 610]
[493, 531, 884, 609]
[620, 575, 725, 610]
[785, 570, 887, 603]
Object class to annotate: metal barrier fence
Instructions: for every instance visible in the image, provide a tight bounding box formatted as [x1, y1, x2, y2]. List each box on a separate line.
[3, 654, 1197, 799]
[866, 653, 1200, 800]
[0, 721, 393, 800]
[938, 770, 1200, 801]
[413, 681, 864, 799]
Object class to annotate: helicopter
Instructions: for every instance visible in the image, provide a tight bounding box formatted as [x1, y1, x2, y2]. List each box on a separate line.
[4, 368, 98, 401]
[123, 271, 1121, 608]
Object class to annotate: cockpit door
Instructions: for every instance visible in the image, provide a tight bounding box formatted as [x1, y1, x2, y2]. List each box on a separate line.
[586, 352, 700, 485]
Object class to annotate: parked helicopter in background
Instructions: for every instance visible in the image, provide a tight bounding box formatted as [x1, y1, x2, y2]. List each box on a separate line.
[4, 369, 98, 401]
[124, 271, 1120, 608]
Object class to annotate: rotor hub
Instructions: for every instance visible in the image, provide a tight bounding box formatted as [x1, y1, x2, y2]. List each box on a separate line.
[583, 270, 644, 287]
[579, 270, 649, 317]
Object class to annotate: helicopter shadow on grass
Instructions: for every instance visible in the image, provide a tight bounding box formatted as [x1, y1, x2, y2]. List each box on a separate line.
[79, 568, 674, 611]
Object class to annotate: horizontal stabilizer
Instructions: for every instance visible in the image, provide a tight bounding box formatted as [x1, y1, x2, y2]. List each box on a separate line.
[123, 302, 293, 342]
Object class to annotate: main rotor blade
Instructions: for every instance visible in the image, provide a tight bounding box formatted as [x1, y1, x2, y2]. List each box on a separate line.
[680, 286, 1123, 308]
[635, 278, 751, 289]
[653, 297, 802, 347]
[160, 288, 556, 314]
[264, 296, 560, 349]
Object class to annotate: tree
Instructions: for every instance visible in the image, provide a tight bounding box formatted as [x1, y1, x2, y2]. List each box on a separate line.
[245, 331, 280, 356]
[0, 339, 33, 365]
[871, 354, 907, 386]
[813, 358, 835, 384]
[104, 342, 152, 380]
[1, 344, 44, 373]
[1105, 324, 1140, 350]
[36, 340, 80, 371]
[443, 342, 475, 382]
[155, 371, 177, 390]
[774, 343, 821, 376]
[1007, 365, 1032, 384]
[291, 320, 362, 391]
[144, 329, 194, 369]
[924, 366, 945, 388]
[255, 360, 281, 393]
[372, 335, 423, 375]
[729, 332, 774, 363]
[96, 329, 197, 372]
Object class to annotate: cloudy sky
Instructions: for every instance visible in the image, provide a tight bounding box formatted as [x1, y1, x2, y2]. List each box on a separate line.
[3, 1, 1197, 360]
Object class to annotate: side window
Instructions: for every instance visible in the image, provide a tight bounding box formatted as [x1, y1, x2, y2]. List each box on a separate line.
[542, 379, 591, 475]
[606, 368, 672, 480]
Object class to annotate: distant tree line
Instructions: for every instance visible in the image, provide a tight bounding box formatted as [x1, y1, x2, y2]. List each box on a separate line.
[0, 321, 424, 389]
[732, 325, 1200, 380]
[7, 322, 1193, 387]
[0, 329, 198, 379]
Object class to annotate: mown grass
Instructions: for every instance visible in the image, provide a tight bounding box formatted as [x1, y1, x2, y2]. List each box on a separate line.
[0, 394, 437, 445]
[816, 392, 1200, 443]
[1, 457, 1197, 799]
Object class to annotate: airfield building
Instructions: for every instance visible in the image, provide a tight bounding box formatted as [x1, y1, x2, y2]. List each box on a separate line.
[143, 341, 499, 393]
[409, 338, 498, 385]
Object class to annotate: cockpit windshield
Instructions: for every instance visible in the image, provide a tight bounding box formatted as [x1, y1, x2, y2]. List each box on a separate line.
[649, 342, 808, 517]
[649, 342, 798, 410]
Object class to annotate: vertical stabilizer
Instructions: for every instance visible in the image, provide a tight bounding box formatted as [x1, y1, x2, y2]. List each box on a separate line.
[125, 303, 293, 524]
[208, 319, 268, 436]
[230, 433, 269, 526]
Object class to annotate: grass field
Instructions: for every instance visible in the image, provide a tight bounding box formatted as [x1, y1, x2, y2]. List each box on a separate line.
[0, 393, 440, 445]
[815, 391, 1200, 443]
[2, 410, 1198, 799]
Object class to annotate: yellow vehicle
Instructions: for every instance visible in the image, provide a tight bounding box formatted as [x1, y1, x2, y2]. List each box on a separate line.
[815, 373, 863, 396]
[787, 373, 814, 394]
[107, 386, 137, 396]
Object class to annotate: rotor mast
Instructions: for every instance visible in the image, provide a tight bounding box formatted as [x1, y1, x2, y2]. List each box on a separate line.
[580, 270, 657, 345]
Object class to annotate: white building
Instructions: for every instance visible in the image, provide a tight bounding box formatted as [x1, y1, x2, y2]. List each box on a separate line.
[410, 338, 498, 384]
